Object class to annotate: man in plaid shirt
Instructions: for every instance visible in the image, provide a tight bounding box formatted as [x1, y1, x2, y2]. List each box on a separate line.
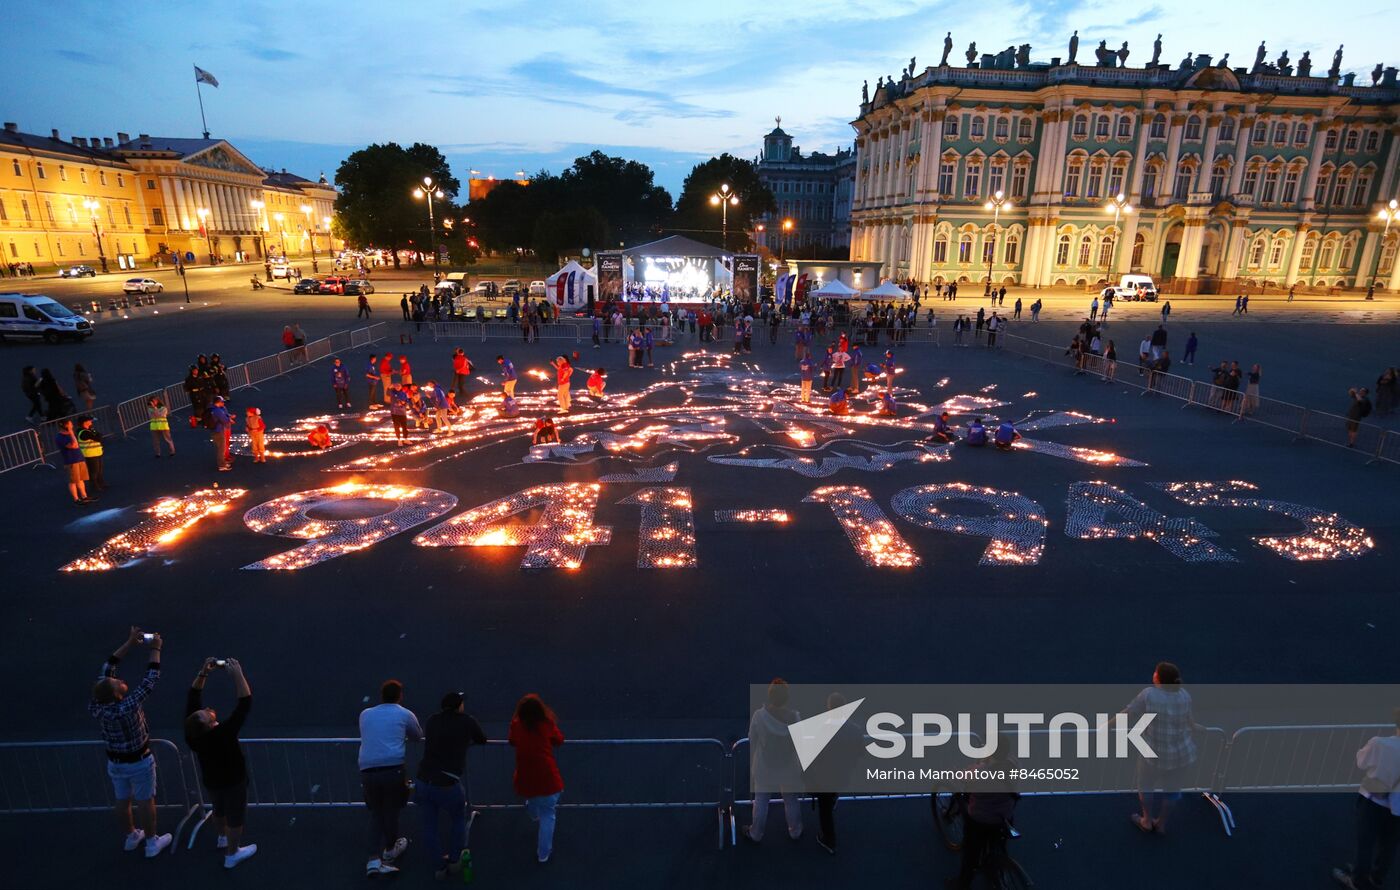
[88, 627, 172, 858]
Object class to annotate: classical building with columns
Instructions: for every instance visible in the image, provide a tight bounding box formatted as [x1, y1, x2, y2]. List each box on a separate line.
[752, 121, 857, 258]
[850, 47, 1400, 292]
[0, 121, 340, 272]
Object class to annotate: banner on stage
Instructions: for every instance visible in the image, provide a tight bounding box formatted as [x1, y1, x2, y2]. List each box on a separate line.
[597, 253, 624, 303]
[733, 254, 759, 304]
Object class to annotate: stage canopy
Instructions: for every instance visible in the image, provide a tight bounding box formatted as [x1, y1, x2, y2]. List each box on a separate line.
[809, 279, 861, 299]
[617, 235, 733, 296]
[621, 235, 731, 259]
[864, 280, 912, 299]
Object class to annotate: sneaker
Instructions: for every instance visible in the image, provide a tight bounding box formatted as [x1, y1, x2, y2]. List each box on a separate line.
[366, 859, 399, 877]
[538, 851, 551, 864]
[383, 837, 408, 862]
[216, 834, 229, 850]
[123, 829, 146, 852]
[144, 833, 173, 858]
[224, 844, 257, 869]
[1331, 868, 1358, 889]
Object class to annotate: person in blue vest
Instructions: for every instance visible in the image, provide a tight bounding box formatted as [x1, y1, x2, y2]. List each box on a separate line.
[882, 350, 897, 391]
[501, 394, 520, 418]
[829, 387, 850, 416]
[820, 346, 835, 392]
[428, 381, 452, 433]
[628, 330, 644, 368]
[848, 343, 864, 393]
[798, 354, 816, 404]
[496, 355, 517, 397]
[877, 390, 898, 417]
[592, 314, 601, 349]
[208, 397, 235, 470]
[331, 358, 351, 409]
[642, 327, 655, 368]
[793, 325, 811, 360]
[365, 355, 382, 406]
[931, 411, 954, 443]
[994, 419, 1021, 451]
[965, 417, 988, 447]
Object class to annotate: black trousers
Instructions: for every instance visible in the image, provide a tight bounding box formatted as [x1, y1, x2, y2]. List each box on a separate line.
[955, 818, 1001, 887]
[1352, 795, 1400, 889]
[362, 767, 408, 856]
[816, 792, 837, 846]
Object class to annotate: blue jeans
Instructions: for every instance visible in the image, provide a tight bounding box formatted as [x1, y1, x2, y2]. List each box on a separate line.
[414, 781, 467, 867]
[525, 792, 560, 860]
[107, 755, 157, 801]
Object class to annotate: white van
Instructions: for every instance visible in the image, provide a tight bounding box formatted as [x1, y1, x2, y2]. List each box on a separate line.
[0, 293, 95, 342]
[1111, 274, 1158, 302]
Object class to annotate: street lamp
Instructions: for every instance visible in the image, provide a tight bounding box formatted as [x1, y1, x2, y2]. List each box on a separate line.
[250, 199, 269, 278]
[413, 175, 446, 282]
[196, 207, 214, 265]
[1104, 192, 1133, 288]
[781, 218, 795, 262]
[709, 183, 740, 251]
[81, 199, 108, 274]
[300, 204, 319, 273]
[1371, 198, 1399, 299]
[983, 190, 1012, 296]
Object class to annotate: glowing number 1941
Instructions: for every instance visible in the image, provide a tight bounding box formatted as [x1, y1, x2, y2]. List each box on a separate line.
[414, 482, 611, 570]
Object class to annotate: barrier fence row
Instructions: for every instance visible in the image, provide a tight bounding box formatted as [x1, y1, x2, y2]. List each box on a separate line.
[0, 723, 1388, 852]
[987, 329, 1399, 467]
[1, 323, 387, 474]
[429, 319, 942, 349]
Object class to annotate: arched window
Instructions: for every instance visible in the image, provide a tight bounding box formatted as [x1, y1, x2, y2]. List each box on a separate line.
[1317, 240, 1335, 269]
[1252, 120, 1268, 143]
[1106, 161, 1126, 197]
[1064, 159, 1083, 197]
[944, 115, 960, 138]
[1142, 162, 1160, 199]
[1344, 130, 1360, 152]
[963, 161, 982, 198]
[1299, 235, 1317, 269]
[1340, 238, 1358, 269]
[1249, 237, 1266, 267]
[1078, 234, 1093, 266]
[1131, 233, 1145, 268]
[1004, 234, 1020, 265]
[1056, 234, 1071, 266]
[1116, 115, 1132, 139]
[1172, 161, 1192, 199]
[1268, 238, 1285, 267]
[1209, 163, 1228, 199]
[35, 161, 45, 180]
[1017, 117, 1033, 140]
[932, 234, 949, 264]
[994, 117, 1009, 139]
[1184, 115, 1202, 140]
[958, 233, 973, 263]
[1095, 115, 1110, 138]
[1272, 122, 1288, 145]
[982, 237, 995, 264]
[1072, 114, 1088, 138]
[1219, 117, 1236, 141]
[1150, 114, 1167, 139]
[1379, 238, 1397, 275]
[1293, 123, 1309, 146]
[1098, 235, 1114, 268]
[1086, 162, 1104, 198]
[970, 116, 986, 139]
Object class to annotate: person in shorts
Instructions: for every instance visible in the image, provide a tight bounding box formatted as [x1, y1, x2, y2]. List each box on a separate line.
[185, 658, 257, 868]
[55, 419, 93, 504]
[88, 627, 172, 858]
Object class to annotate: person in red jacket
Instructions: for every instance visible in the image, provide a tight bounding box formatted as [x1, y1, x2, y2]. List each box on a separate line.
[508, 694, 564, 863]
[551, 356, 572, 413]
[398, 355, 414, 386]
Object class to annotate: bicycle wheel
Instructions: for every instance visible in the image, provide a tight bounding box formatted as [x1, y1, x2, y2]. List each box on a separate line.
[931, 791, 965, 851]
[990, 855, 1033, 890]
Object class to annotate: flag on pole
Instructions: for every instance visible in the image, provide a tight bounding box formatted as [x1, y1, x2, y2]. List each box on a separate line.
[194, 66, 220, 88]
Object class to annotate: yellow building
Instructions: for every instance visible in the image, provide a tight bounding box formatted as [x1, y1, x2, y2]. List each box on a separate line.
[0, 122, 342, 274]
[0, 123, 154, 273]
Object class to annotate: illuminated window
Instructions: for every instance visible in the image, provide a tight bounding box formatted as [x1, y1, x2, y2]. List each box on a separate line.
[1004, 234, 1019, 265]
[1098, 235, 1114, 268]
[1056, 234, 1071, 265]
[958, 233, 973, 263]
[1078, 234, 1092, 266]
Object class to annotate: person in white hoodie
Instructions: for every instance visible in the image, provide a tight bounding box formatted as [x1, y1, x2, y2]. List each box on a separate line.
[745, 679, 804, 843]
[1333, 712, 1400, 890]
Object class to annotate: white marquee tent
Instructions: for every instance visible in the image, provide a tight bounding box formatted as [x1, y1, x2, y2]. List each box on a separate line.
[863, 280, 912, 299]
[809, 279, 862, 299]
[545, 260, 597, 309]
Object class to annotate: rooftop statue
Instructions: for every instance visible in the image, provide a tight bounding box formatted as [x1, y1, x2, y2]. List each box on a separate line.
[1068, 31, 1079, 64]
[941, 32, 953, 66]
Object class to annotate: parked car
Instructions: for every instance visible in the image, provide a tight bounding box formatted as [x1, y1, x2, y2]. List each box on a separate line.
[123, 277, 163, 294]
[1111, 274, 1158, 302]
[503, 278, 522, 295]
[58, 265, 97, 278]
[0, 293, 94, 342]
[317, 277, 346, 295]
[528, 280, 547, 298]
[270, 264, 294, 279]
[344, 279, 375, 295]
[293, 278, 320, 294]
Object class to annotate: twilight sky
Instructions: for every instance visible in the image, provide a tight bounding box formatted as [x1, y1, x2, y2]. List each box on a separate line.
[8, 0, 1395, 197]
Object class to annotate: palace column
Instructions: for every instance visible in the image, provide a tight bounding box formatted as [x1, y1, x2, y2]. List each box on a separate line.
[1115, 212, 1140, 275]
[1300, 121, 1333, 211]
[1128, 110, 1153, 199]
[1194, 114, 1222, 193]
[1228, 115, 1254, 195]
[1158, 113, 1186, 201]
[1284, 222, 1310, 286]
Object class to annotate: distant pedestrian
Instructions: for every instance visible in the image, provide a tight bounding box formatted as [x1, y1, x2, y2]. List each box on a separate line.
[74, 363, 98, 411]
[509, 693, 565, 864]
[21, 366, 43, 421]
[1331, 711, 1400, 890]
[388, 386, 410, 445]
[39, 368, 75, 420]
[1030, 299, 1042, 322]
[1346, 388, 1372, 447]
[359, 680, 423, 877]
[1121, 661, 1199, 836]
[331, 358, 351, 409]
[497, 355, 517, 398]
[1288, 285, 1296, 302]
[184, 657, 257, 869]
[1104, 340, 1118, 382]
[365, 354, 381, 405]
[1243, 364, 1261, 414]
[400, 295, 410, 321]
[744, 678, 803, 843]
[55, 419, 93, 504]
[1161, 300, 1171, 322]
[245, 408, 266, 463]
[798, 353, 815, 403]
[416, 692, 488, 880]
[1013, 297, 1022, 319]
[148, 397, 175, 457]
[1376, 368, 1399, 416]
[1183, 333, 1198, 365]
[1240, 295, 1249, 314]
[77, 415, 107, 492]
[592, 314, 601, 348]
[1233, 295, 1243, 316]
[357, 293, 371, 318]
[207, 396, 234, 471]
[88, 627, 172, 858]
[1090, 296, 1099, 321]
[451, 349, 473, 400]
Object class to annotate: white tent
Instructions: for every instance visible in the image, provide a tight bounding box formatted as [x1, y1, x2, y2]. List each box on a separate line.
[863, 280, 912, 299]
[545, 260, 597, 310]
[809, 279, 862, 299]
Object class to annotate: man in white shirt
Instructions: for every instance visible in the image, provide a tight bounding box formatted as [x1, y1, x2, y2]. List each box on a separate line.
[1334, 713, 1400, 889]
[360, 680, 423, 876]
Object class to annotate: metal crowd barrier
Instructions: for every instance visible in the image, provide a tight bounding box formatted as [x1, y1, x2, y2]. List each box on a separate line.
[36, 405, 123, 457]
[1219, 724, 1389, 792]
[0, 739, 203, 851]
[0, 428, 45, 474]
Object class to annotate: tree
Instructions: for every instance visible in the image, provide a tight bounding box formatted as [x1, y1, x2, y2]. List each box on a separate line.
[334, 143, 459, 268]
[532, 206, 609, 265]
[671, 154, 774, 250]
[556, 151, 672, 245]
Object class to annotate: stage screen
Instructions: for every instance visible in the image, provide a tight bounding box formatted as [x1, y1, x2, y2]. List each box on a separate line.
[733, 255, 759, 304]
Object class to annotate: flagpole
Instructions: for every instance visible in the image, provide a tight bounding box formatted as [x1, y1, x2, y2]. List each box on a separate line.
[194, 66, 210, 138]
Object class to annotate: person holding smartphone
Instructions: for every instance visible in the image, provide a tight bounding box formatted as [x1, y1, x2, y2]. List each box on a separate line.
[88, 627, 172, 858]
[185, 658, 256, 868]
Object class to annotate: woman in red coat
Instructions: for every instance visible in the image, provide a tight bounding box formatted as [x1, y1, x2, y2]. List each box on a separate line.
[508, 694, 564, 863]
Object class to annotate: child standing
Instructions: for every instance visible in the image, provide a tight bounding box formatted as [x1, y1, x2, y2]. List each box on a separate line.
[245, 407, 267, 463]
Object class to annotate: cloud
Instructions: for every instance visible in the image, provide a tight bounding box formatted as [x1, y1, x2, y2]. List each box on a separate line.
[241, 43, 302, 62]
[1125, 5, 1164, 25]
[53, 49, 106, 66]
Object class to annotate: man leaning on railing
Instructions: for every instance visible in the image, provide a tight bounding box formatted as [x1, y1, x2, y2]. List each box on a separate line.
[87, 627, 173, 858]
[1333, 711, 1400, 890]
